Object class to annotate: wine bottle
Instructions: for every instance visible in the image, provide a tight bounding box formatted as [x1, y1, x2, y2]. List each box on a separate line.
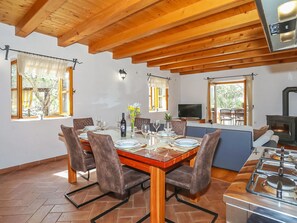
[120, 113, 126, 137]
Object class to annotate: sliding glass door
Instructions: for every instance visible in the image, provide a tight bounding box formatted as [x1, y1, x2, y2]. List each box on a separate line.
[208, 80, 247, 125]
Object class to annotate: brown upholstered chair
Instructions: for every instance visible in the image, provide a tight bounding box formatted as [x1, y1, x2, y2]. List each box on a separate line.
[134, 117, 150, 130]
[171, 120, 187, 136]
[61, 125, 101, 208]
[87, 132, 150, 223]
[165, 129, 221, 223]
[73, 117, 94, 131]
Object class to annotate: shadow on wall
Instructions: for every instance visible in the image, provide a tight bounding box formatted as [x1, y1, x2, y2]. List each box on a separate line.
[267, 63, 297, 74]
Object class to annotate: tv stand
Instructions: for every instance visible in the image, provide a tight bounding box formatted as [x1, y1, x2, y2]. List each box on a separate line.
[178, 117, 205, 123]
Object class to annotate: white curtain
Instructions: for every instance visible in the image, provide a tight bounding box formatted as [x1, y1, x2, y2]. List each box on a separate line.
[17, 53, 68, 78]
[245, 76, 253, 126]
[148, 76, 169, 88]
[206, 79, 213, 122]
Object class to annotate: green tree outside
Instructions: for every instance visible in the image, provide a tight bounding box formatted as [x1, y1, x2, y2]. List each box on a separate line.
[216, 83, 244, 109]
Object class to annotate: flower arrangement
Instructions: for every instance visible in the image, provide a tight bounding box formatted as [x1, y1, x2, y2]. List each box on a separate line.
[128, 103, 141, 130]
[164, 112, 172, 121]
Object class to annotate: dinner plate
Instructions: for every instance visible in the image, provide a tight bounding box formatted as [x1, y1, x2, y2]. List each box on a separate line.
[157, 131, 176, 137]
[114, 139, 141, 149]
[83, 125, 99, 131]
[79, 133, 88, 140]
[174, 138, 199, 147]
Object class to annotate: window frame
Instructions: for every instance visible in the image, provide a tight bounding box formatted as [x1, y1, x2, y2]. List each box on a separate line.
[149, 86, 168, 112]
[11, 60, 73, 119]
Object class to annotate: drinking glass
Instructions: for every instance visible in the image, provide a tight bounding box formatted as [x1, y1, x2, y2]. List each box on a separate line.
[101, 121, 108, 130]
[164, 122, 172, 133]
[141, 124, 150, 140]
[95, 116, 102, 127]
[153, 120, 160, 133]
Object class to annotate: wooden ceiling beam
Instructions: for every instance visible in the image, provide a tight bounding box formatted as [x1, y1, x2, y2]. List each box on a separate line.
[174, 51, 297, 72]
[89, 0, 254, 53]
[132, 25, 264, 63]
[58, 0, 160, 47]
[157, 39, 268, 70]
[207, 52, 297, 68]
[169, 48, 272, 72]
[112, 8, 260, 59]
[179, 57, 297, 75]
[15, 0, 67, 37]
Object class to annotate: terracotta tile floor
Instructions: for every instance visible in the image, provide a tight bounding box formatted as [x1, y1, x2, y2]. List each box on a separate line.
[0, 159, 231, 223]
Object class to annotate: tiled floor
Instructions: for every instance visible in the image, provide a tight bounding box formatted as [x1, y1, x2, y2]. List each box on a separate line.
[0, 159, 230, 223]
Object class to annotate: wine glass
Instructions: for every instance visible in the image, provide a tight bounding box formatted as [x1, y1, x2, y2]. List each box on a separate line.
[164, 122, 172, 133]
[116, 116, 122, 129]
[95, 116, 102, 127]
[153, 120, 160, 133]
[101, 121, 108, 130]
[141, 124, 150, 140]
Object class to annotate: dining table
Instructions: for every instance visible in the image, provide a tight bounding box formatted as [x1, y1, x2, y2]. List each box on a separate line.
[58, 128, 201, 223]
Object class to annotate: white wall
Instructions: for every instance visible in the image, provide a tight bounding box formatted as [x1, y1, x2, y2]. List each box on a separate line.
[180, 64, 297, 128]
[0, 23, 180, 169]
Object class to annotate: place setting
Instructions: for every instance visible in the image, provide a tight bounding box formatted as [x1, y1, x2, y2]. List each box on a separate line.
[78, 121, 112, 140]
[114, 139, 146, 152]
[169, 138, 200, 152]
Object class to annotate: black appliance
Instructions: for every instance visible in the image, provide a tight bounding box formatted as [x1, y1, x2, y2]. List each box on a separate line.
[178, 104, 202, 119]
[267, 87, 297, 145]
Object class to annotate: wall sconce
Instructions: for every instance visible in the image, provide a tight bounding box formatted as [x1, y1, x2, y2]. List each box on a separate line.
[119, 69, 127, 80]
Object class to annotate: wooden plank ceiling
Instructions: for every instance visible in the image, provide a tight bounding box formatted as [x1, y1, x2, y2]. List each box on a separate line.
[1, 0, 297, 75]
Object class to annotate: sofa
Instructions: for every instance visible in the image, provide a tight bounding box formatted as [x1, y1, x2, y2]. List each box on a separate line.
[186, 122, 279, 171]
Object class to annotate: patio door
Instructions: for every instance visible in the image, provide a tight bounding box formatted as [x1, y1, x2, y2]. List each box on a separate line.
[208, 80, 247, 125]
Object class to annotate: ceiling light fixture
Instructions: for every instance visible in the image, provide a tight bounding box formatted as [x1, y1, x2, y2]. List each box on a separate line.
[119, 69, 127, 80]
[255, 0, 297, 52]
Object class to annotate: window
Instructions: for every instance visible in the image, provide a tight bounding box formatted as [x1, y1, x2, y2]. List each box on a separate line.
[148, 77, 169, 112]
[11, 57, 73, 119]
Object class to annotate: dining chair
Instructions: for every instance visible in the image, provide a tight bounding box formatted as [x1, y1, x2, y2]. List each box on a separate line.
[165, 129, 221, 223]
[135, 117, 150, 130]
[171, 120, 187, 136]
[73, 117, 94, 131]
[234, 108, 244, 125]
[219, 109, 232, 125]
[87, 132, 150, 223]
[61, 125, 102, 208]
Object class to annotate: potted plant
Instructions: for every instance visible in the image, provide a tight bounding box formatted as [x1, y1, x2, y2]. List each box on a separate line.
[164, 112, 172, 122]
[164, 113, 172, 132]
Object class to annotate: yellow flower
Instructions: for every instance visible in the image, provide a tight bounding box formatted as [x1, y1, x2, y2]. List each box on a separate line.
[128, 103, 141, 123]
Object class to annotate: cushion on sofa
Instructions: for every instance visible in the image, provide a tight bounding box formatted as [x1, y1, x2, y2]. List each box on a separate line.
[253, 130, 274, 147]
[253, 125, 269, 140]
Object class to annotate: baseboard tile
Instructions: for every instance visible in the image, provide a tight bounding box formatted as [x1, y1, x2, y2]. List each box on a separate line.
[0, 154, 67, 175]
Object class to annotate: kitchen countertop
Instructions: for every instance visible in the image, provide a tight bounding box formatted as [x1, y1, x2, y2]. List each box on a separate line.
[223, 147, 297, 222]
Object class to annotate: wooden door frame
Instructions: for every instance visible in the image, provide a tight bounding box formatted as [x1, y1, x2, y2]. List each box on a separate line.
[207, 80, 247, 125]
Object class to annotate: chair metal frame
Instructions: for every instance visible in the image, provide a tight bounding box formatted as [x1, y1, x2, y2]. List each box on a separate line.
[165, 187, 218, 223]
[61, 125, 100, 208]
[90, 180, 149, 223]
[65, 182, 103, 208]
[87, 132, 150, 222]
[163, 130, 220, 223]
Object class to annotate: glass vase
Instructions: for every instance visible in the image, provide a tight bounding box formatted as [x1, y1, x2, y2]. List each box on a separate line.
[131, 122, 135, 138]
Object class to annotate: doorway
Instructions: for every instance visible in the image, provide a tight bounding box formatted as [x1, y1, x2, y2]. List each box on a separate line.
[208, 80, 246, 125]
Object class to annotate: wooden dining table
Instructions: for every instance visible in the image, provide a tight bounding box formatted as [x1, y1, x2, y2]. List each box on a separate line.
[59, 129, 200, 223]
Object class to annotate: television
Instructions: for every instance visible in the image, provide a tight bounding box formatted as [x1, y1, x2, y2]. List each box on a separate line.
[178, 104, 202, 119]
